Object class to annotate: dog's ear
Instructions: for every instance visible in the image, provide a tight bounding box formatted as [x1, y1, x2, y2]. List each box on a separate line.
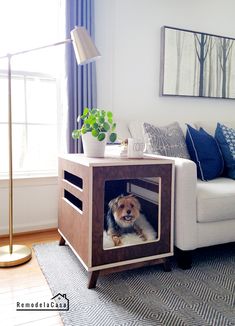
[104, 208, 115, 231]
[108, 195, 124, 210]
[133, 197, 141, 211]
[108, 198, 117, 210]
[128, 194, 141, 211]
[106, 208, 119, 231]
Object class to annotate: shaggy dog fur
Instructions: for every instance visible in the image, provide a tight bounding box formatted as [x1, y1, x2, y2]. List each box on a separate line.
[104, 194, 156, 248]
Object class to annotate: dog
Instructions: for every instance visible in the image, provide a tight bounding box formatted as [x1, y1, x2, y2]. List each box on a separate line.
[105, 194, 147, 246]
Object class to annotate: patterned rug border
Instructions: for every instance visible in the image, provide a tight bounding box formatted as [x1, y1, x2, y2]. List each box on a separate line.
[34, 242, 235, 326]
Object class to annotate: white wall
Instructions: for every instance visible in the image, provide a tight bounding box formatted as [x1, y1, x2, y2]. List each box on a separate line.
[95, 0, 235, 127]
[0, 177, 58, 235]
[2, 1, 235, 235]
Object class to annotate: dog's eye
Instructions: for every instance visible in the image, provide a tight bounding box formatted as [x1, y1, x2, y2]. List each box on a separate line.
[130, 204, 134, 208]
[119, 204, 124, 209]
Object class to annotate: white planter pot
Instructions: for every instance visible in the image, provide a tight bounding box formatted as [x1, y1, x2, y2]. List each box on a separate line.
[82, 132, 107, 158]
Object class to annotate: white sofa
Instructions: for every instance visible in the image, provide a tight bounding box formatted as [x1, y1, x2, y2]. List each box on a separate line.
[110, 120, 235, 268]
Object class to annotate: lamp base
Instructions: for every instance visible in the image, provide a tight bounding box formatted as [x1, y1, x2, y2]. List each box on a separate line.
[0, 244, 32, 267]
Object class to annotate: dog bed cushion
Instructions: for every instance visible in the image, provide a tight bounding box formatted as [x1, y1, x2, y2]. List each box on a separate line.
[103, 214, 157, 249]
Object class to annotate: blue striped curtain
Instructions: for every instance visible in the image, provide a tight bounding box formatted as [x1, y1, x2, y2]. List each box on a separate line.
[66, 0, 97, 153]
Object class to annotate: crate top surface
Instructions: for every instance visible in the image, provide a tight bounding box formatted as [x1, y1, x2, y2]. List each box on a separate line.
[59, 153, 174, 167]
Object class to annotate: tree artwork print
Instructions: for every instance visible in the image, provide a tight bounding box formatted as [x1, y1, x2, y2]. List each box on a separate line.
[161, 26, 235, 99]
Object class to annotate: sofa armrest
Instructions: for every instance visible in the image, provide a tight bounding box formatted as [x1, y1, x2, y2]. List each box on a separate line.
[172, 157, 198, 250]
[149, 155, 198, 251]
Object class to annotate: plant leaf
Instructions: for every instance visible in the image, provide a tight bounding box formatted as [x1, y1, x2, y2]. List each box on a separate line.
[93, 122, 99, 129]
[107, 111, 113, 118]
[111, 123, 116, 131]
[109, 133, 117, 143]
[98, 133, 105, 141]
[72, 130, 81, 139]
[103, 122, 110, 132]
[91, 108, 97, 115]
[92, 129, 99, 137]
[83, 107, 89, 116]
[99, 116, 105, 124]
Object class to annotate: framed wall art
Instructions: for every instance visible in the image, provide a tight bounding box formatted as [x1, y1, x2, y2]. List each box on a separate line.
[160, 26, 235, 99]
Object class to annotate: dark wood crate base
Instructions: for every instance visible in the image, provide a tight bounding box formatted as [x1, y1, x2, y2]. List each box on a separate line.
[87, 257, 171, 289]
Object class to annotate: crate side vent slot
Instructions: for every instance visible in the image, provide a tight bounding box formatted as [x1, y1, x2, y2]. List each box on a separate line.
[64, 190, 83, 212]
[64, 170, 83, 189]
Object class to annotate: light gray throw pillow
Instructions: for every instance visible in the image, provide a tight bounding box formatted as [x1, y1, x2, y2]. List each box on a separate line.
[143, 122, 190, 159]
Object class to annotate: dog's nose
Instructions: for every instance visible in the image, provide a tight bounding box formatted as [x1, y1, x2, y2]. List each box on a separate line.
[127, 209, 131, 215]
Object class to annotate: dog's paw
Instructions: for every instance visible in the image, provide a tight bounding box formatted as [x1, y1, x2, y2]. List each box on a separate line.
[112, 235, 122, 246]
[134, 225, 147, 241]
[140, 233, 147, 241]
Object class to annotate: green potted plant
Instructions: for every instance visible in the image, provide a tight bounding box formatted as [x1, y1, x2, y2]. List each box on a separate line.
[72, 108, 117, 157]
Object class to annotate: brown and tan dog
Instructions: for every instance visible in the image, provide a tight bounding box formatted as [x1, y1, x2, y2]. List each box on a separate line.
[106, 194, 147, 246]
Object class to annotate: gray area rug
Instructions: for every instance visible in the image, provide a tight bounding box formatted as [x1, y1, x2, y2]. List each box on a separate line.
[34, 242, 235, 326]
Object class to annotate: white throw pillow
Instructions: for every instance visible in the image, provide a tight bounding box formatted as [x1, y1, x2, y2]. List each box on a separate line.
[128, 120, 145, 142]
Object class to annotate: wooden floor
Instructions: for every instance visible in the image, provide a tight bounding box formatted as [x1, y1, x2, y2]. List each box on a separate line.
[0, 230, 63, 326]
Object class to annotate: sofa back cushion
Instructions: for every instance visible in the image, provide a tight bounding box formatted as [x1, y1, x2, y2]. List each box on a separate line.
[194, 121, 235, 136]
[186, 124, 224, 181]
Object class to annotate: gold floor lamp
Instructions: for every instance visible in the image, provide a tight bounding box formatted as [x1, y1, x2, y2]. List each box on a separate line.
[0, 26, 101, 267]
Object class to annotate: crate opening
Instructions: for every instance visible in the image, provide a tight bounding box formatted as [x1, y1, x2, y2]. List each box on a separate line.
[103, 178, 161, 250]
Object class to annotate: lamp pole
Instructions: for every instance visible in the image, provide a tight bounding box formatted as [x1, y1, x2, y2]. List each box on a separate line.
[0, 26, 100, 267]
[7, 54, 13, 254]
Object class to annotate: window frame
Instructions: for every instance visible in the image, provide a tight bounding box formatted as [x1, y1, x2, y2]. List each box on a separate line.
[0, 69, 61, 179]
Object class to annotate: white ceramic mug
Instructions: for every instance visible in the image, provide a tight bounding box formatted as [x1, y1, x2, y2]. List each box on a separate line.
[127, 138, 145, 158]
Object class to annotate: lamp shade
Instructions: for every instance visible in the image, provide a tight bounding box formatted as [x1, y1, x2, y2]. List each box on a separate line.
[71, 26, 101, 65]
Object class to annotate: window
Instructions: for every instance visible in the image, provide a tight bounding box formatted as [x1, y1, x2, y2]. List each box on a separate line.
[0, 0, 65, 177]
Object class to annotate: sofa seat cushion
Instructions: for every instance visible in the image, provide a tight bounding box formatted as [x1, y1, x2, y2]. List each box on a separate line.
[197, 178, 235, 223]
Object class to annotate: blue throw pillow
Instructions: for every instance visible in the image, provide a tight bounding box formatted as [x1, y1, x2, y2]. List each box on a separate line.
[215, 123, 235, 179]
[186, 124, 224, 181]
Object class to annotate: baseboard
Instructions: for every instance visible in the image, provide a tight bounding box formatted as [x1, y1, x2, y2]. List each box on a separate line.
[0, 221, 58, 237]
[0, 227, 58, 239]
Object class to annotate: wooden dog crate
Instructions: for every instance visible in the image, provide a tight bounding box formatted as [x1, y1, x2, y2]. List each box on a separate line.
[58, 154, 174, 288]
